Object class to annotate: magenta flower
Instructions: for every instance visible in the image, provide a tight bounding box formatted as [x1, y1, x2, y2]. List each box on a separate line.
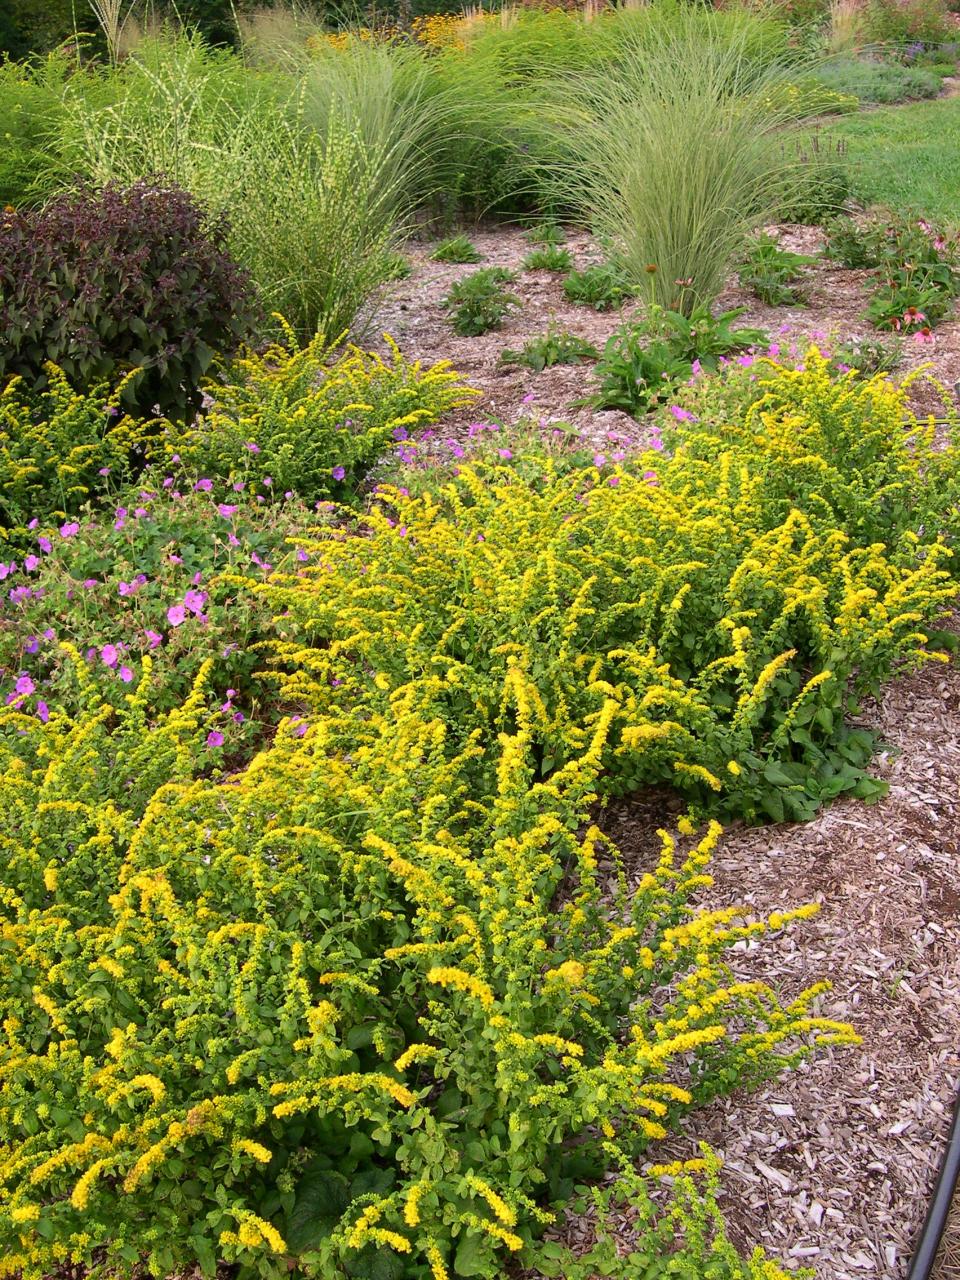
[296, 548, 309, 562]
[183, 589, 207, 615]
[145, 629, 163, 648]
[593, 453, 606, 467]
[195, 478, 213, 492]
[217, 504, 238, 518]
[607, 476, 620, 487]
[24, 555, 40, 572]
[244, 441, 260, 453]
[0, 564, 10, 580]
[25, 636, 39, 654]
[498, 448, 513, 460]
[38, 536, 52, 554]
[114, 509, 127, 530]
[669, 406, 696, 422]
[36, 701, 49, 723]
[206, 730, 224, 748]
[119, 666, 134, 683]
[59, 522, 79, 538]
[15, 674, 35, 696]
[167, 604, 187, 627]
[101, 645, 119, 668]
[643, 470, 658, 485]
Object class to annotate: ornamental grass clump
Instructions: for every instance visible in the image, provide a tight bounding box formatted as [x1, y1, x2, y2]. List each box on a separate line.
[53, 34, 411, 339]
[551, 7, 826, 314]
[0, 657, 855, 1279]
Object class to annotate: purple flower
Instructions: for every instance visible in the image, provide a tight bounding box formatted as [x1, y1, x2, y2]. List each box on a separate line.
[331, 465, 346, 481]
[446, 440, 465, 460]
[101, 645, 119, 669]
[593, 453, 606, 467]
[297, 548, 309, 562]
[59, 522, 79, 539]
[498, 448, 513, 460]
[183, 589, 207, 615]
[669, 406, 696, 422]
[217, 504, 237, 518]
[15, 674, 34, 696]
[98, 466, 111, 476]
[36, 701, 49, 723]
[233, 711, 245, 724]
[244, 441, 260, 453]
[392, 426, 409, 441]
[167, 604, 187, 627]
[262, 477, 272, 488]
[134, 507, 148, 519]
[194, 478, 213, 493]
[0, 564, 10, 580]
[24, 555, 39, 572]
[206, 730, 225, 748]
[145, 629, 163, 648]
[25, 636, 39, 655]
[114, 508, 127, 530]
[38, 536, 52, 554]
[82, 579, 97, 590]
[119, 666, 134, 684]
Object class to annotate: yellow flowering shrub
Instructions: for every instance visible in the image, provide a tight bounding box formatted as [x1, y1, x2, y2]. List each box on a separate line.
[0, 657, 855, 1279]
[177, 322, 478, 503]
[0, 365, 168, 543]
[266, 378, 955, 821]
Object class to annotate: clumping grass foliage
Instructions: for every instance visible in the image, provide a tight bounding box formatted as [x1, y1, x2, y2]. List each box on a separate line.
[555, 8, 826, 314]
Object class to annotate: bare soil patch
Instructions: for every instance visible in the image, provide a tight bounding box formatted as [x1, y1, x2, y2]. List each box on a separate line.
[367, 222, 960, 445]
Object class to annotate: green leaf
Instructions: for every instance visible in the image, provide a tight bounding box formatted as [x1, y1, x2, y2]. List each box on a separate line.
[285, 1166, 350, 1254]
[453, 1231, 493, 1277]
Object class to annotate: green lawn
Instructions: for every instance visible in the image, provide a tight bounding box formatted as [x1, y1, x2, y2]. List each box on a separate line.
[823, 97, 960, 224]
